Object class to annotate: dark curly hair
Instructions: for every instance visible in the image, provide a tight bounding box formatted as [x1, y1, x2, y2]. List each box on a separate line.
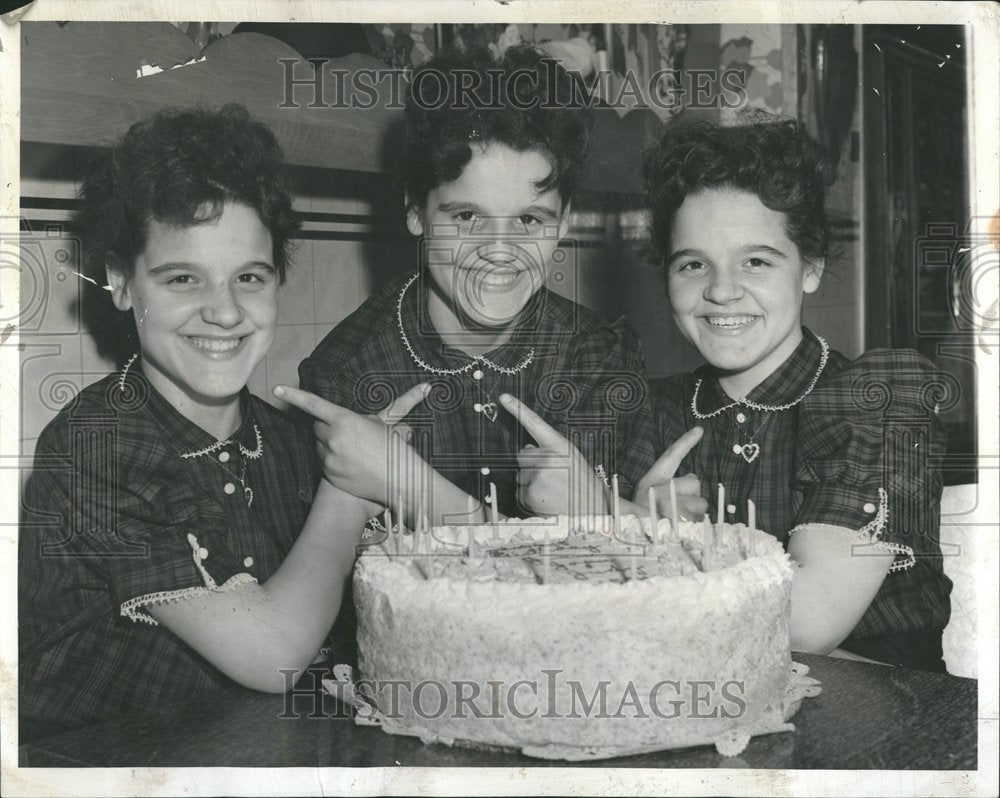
[76, 104, 299, 286]
[642, 113, 835, 273]
[398, 45, 593, 211]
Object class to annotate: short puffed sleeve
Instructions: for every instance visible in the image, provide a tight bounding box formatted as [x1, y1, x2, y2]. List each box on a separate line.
[20, 403, 256, 637]
[793, 349, 948, 566]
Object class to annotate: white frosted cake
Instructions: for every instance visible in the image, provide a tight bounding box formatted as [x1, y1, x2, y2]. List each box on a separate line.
[343, 515, 816, 760]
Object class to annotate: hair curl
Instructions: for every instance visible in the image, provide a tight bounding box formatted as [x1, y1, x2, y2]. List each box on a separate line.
[642, 113, 835, 272]
[76, 104, 299, 286]
[398, 45, 593, 210]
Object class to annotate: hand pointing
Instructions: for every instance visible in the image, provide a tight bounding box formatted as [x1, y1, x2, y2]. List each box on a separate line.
[635, 426, 708, 521]
[499, 393, 608, 517]
[274, 383, 430, 504]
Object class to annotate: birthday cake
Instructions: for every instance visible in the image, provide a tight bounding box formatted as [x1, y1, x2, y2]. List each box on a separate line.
[337, 515, 818, 760]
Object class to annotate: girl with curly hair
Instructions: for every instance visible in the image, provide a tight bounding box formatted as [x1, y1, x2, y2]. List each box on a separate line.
[19, 106, 424, 738]
[638, 114, 951, 671]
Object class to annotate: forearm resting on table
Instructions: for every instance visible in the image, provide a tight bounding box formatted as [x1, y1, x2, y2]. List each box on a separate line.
[149, 481, 373, 693]
[787, 523, 893, 655]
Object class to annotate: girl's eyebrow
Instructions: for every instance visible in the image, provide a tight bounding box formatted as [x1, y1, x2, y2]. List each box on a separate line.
[739, 245, 788, 258]
[667, 247, 706, 263]
[521, 205, 559, 220]
[437, 201, 479, 213]
[148, 262, 195, 275]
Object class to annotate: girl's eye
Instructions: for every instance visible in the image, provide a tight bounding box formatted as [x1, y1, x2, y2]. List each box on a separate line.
[676, 260, 706, 272]
[518, 214, 541, 228]
[455, 211, 477, 222]
[166, 274, 194, 285]
[746, 258, 771, 268]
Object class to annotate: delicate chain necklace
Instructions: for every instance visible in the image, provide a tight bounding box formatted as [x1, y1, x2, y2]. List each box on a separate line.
[180, 429, 262, 508]
[117, 355, 262, 507]
[215, 456, 254, 508]
[690, 333, 830, 419]
[396, 272, 535, 377]
[728, 412, 772, 464]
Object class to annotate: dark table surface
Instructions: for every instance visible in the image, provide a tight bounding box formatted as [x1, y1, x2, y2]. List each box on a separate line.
[19, 653, 978, 769]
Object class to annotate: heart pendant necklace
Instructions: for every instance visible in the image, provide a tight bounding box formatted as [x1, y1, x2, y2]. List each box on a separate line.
[730, 413, 772, 464]
[735, 441, 760, 463]
[480, 400, 499, 423]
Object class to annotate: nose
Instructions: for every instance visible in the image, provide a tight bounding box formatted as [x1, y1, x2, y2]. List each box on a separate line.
[475, 217, 522, 263]
[201, 282, 245, 327]
[703, 265, 744, 304]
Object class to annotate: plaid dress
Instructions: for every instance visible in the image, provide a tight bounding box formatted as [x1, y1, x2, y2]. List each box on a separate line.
[19, 366, 320, 738]
[300, 271, 657, 514]
[652, 329, 952, 671]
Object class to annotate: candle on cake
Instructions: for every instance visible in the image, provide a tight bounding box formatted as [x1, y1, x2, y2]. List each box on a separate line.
[384, 508, 394, 558]
[489, 482, 499, 543]
[611, 474, 621, 539]
[647, 486, 660, 547]
[669, 478, 679, 541]
[716, 483, 725, 547]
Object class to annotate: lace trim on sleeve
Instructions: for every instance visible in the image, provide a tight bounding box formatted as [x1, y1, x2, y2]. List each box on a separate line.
[120, 572, 258, 625]
[862, 487, 915, 572]
[789, 488, 915, 573]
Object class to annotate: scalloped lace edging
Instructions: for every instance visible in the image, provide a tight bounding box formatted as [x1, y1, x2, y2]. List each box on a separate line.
[120, 572, 258, 625]
[790, 487, 915, 573]
[323, 661, 824, 759]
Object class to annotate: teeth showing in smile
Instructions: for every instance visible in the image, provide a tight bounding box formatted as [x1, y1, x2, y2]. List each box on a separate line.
[705, 316, 756, 329]
[187, 336, 244, 352]
[474, 268, 521, 288]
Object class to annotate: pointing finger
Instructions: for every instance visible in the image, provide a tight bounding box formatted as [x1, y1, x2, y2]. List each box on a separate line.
[498, 394, 568, 450]
[379, 383, 430, 425]
[646, 426, 704, 482]
[274, 385, 345, 425]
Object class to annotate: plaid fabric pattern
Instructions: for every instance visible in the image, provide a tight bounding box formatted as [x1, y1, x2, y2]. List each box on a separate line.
[19, 367, 319, 737]
[299, 271, 657, 516]
[652, 329, 952, 670]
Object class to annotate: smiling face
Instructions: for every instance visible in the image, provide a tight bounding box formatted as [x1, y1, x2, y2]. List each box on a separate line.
[666, 187, 824, 398]
[107, 202, 277, 429]
[406, 142, 569, 343]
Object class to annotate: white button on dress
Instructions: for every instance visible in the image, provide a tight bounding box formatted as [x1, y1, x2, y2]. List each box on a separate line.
[243, 556, 254, 568]
[224, 483, 236, 495]
[218, 451, 231, 463]
[863, 502, 876, 514]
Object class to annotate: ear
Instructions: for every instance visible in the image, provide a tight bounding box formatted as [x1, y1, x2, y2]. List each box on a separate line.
[105, 259, 134, 312]
[557, 200, 572, 241]
[405, 195, 425, 237]
[802, 258, 824, 294]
